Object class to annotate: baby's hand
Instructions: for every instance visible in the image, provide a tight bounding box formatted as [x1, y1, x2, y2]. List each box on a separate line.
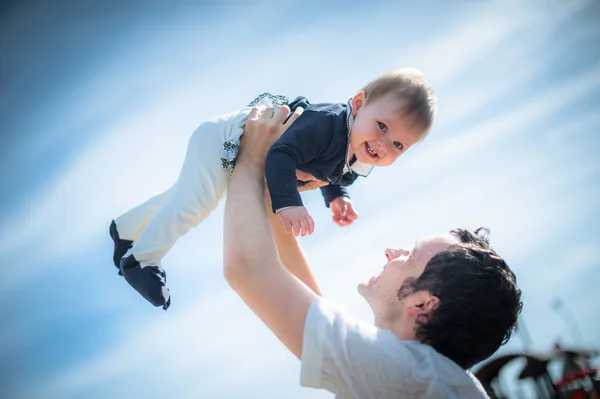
[329, 197, 358, 227]
[277, 206, 315, 237]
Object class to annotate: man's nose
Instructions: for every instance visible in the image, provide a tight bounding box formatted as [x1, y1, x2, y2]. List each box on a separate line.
[385, 248, 410, 261]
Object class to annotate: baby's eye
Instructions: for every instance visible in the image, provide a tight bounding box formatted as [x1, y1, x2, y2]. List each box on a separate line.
[377, 121, 387, 132]
[393, 141, 403, 150]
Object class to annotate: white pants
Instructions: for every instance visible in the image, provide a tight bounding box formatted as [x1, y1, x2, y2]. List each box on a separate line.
[115, 107, 250, 267]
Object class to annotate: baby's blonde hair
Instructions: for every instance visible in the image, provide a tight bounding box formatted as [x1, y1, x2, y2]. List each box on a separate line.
[362, 68, 437, 135]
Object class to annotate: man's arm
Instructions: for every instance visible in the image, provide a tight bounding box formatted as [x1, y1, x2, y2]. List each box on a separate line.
[266, 186, 323, 297]
[223, 106, 318, 359]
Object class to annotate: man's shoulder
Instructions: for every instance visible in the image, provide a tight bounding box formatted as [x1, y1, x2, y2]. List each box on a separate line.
[395, 342, 489, 397]
[307, 298, 488, 397]
[358, 339, 488, 398]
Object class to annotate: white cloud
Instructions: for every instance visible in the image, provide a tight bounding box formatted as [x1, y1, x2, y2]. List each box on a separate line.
[411, 0, 588, 84]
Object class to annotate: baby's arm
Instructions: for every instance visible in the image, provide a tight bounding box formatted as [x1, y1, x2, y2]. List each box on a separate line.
[265, 110, 339, 235]
[277, 206, 314, 237]
[320, 184, 349, 205]
[321, 183, 358, 227]
[329, 196, 358, 226]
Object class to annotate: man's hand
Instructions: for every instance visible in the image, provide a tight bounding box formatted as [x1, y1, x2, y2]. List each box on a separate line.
[329, 196, 358, 227]
[240, 105, 304, 167]
[278, 206, 315, 237]
[296, 169, 328, 192]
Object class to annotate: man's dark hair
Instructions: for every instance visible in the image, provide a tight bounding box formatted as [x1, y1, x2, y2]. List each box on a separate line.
[398, 227, 523, 369]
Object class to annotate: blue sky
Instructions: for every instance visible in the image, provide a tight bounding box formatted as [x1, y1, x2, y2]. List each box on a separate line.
[1, 0, 599, 398]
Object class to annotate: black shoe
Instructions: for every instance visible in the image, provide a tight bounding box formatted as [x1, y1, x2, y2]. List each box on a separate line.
[109, 220, 133, 276]
[120, 254, 171, 310]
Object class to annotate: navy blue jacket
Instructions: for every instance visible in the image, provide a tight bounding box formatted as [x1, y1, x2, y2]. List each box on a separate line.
[265, 96, 360, 212]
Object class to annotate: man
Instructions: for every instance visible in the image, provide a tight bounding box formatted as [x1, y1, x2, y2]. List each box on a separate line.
[223, 106, 523, 398]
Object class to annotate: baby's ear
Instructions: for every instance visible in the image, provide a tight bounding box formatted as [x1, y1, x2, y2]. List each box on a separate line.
[350, 90, 366, 116]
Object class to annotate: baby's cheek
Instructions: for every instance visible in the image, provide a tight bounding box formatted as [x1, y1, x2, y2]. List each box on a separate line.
[381, 155, 396, 167]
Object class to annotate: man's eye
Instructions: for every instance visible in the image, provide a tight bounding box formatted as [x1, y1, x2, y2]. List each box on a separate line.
[377, 122, 387, 132]
[394, 141, 403, 150]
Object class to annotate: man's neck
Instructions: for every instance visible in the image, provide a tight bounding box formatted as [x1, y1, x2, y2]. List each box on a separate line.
[373, 312, 418, 341]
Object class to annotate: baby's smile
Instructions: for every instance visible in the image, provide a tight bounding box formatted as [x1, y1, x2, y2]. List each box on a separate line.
[366, 143, 377, 157]
[364, 142, 380, 162]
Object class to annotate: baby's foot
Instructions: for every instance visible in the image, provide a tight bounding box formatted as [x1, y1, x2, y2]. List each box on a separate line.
[109, 220, 132, 275]
[120, 255, 171, 310]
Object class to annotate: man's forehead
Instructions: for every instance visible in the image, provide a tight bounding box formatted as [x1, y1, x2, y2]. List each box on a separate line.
[414, 233, 459, 254]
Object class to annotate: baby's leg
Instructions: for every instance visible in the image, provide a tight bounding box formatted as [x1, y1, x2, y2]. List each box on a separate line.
[126, 122, 230, 265]
[109, 189, 172, 270]
[114, 188, 173, 242]
[120, 119, 232, 309]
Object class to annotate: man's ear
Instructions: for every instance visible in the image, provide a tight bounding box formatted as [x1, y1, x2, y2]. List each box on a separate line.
[422, 296, 440, 313]
[406, 295, 440, 323]
[350, 90, 366, 116]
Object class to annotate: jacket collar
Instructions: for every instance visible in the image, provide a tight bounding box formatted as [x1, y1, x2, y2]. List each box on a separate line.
[345, 100, 374, 177]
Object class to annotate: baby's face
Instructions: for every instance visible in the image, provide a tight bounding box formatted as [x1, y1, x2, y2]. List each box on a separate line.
[349, 92, 423, 167]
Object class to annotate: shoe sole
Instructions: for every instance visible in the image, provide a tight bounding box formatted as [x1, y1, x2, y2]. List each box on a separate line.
[120, 255, 171, 310]
[109, 220, 133, 274]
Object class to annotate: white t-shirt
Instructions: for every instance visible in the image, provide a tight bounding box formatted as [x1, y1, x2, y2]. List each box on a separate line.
[300, 297, 489, 399]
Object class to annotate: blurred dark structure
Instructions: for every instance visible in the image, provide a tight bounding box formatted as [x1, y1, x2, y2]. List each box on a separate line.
[475, 344, 599, 398]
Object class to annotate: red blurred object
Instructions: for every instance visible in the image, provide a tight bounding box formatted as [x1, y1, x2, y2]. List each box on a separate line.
[556, 368, 597, 388]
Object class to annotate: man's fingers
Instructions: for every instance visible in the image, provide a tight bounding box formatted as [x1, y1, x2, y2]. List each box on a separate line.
[247, 106, 264, 121]
[273, 105, 291, 125]
[284, 106, 304, 127]
[298, 180, 327, 192]
[261, 107, 275, 120]
[295, 169, 314, 181]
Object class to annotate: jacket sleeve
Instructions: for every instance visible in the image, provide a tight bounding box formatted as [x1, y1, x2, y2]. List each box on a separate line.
[320, 184, 349, 207]
[265, 110, 339, 212]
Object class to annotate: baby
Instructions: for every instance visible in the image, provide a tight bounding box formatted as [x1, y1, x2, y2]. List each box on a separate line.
[109, 68, 437, 310]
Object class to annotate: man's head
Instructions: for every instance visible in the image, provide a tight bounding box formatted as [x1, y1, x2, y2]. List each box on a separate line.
[358, 228, 522, 369]
[349, 67, 437, 167]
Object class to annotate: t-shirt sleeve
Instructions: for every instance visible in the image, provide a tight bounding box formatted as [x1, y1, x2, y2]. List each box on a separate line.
[265, 109, 340, 212]
[300, 297, 440, 398]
